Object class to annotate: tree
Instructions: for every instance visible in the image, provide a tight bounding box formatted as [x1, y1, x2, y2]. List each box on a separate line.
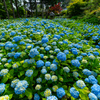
[29, 0, 33, 17]
[10, 0, 15, 18]
[3, 0, 9, 19]
[35, 0, 37, 17]
[23, 0, 27, 17]
[41, 0, 44, 18]
[15, 0, 20, 17]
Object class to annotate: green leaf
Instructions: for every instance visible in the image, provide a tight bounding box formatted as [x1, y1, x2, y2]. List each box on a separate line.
[40, 92, 44, 97]
[33, 70, 38, 77]
[42, 98, 46, 100]
[9, 94, 13, 100]
[42, 79, 46, 83]
[1, 76, 9, 83]
[62, 85, 67, 89]
[19, 94, 25, 98]
[97, 75, 100, 84]
[9, 69, 14, 76]
[71, 97, 75, 100]
[23, 62, 28, 68]
[25, 88, 33, 99]
[18, 71, 25, 78]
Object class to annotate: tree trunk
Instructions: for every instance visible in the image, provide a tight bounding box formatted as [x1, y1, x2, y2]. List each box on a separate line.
[29, 0, 33, 17]
[15, 0, 20, 18]
[10, 0, 15, 18]
[23, 0, 27, 17]
[46, 3, 49, 19]
[35, 0, 37, 18]
[3, 0, 9, 19]
[42, 1, 44, 18]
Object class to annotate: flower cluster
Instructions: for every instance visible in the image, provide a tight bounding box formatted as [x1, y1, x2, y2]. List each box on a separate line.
[0, 69, 9, 76]
[29, 48, 39, 58]
[0, 95, 9, 100]
[11, 80, 28, 94]
[0, 83, 6, 94]
[0, 18, 100, 100]
[25, 69, 33, 77]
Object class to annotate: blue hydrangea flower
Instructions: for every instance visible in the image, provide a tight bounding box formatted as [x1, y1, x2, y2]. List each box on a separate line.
[10, 31, 16, 36]
[41, 69, 47, 74]
[88, 75, 98, 84]
[36, 60, 44, 68]
[13, 36, 22, 42]
[11, 79, 20, 88]
[0, 83, 6, 94]
[25, 69, 33, 77]
[45, 61, 51, 67]
[47, 96, 58, 100]
[40, 54, 44, 58]
[63, 67, 70, 73]
[59, 41, 63, 45]
[64, 50, 69, 55]
[70, 87, 79, 98]
[91, 84, 100, 96]
[88, 93, 97, 100]
[0, 69, 9, 76]
[97, 93, 100, 99]
[36, 78, 42, 83]
[91, 71, 97, 77]
[14, 80, 28, 94]
[53, 35, 61, 39]
[83, 69, 92, 76]
[71, 59, 80, 67]
[63, 40, 68, 44]
[59, 33, 64, 36]
[27, 59, 35, 64]
[85, 78, 89, 83]
[71, 49, 78, 55]
[73, 72, 79, 78]
[57, 52, 66, 61]
[81, 53, 87, 56]
[45, 74, 51, 80]
[2, 32, 5, 36]
[8, 59, 12, 63]
[42, 43, 47, 47]
[92, 36, 98, 41]
[76, 56, 83, 61]
[53, 59, 58, 65]
[41, 37, 48, 43]
[44, 88, 52, 97]
[56, 87, 65, 98]
[52, 42, 56, 46]
[93, 52, 99, 56]
[45, 47, 50, 51]
[34, 93, 40, 100]
[76, 80, 86, 89]
[29, 48, 39, 58]
[5, 42, 14, 50]
[54, 49, 60, 53]
[26, 43, 34, 49]
[14, 52, 21, 59]
[50, 64, 57, 71]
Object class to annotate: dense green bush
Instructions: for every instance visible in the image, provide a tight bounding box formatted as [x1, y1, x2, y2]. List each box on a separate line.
[0, 3, 6, 19]
[67, 1, 86, 17]
[15, 7, 26, 17]
[60, 9, 67, 16]
[82, 15, 100, 24]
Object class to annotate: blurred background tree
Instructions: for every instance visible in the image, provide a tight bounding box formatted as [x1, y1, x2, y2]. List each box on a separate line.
[0, 0, 100, 25]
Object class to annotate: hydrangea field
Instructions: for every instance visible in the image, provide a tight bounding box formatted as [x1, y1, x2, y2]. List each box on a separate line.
[0, 18, 100, 100]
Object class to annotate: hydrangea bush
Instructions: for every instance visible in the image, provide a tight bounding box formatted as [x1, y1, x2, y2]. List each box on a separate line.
[0, 18, 100, 100]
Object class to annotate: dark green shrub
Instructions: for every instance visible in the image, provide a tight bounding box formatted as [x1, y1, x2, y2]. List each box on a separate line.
[67, 1, 86, 17]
